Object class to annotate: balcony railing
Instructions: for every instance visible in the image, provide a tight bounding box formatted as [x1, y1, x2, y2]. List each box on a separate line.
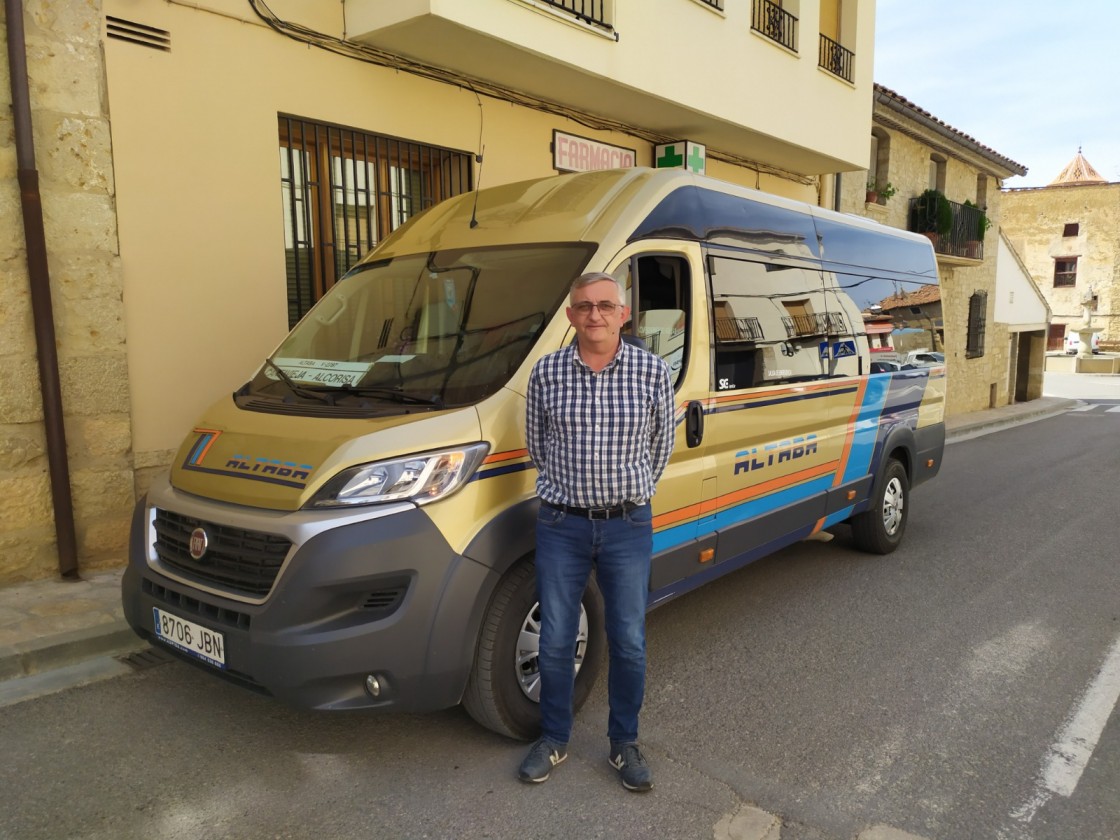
[715, 316, 764, 342]
[752, 0, 797, 51]
[536, 0, 612, 31]
[782, 311, 848, 338]
[907, 196, 987, 261]
[818, 34, 853, 82]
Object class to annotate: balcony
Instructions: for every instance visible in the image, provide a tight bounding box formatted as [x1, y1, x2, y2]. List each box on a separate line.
[782, 311, 848, 338]
[534, 0, 612, 32]
[715, 316, 765, 343]
[752, 0, 797, 51]
[907, 195, 987, 261]
[818, 34, 853, 82]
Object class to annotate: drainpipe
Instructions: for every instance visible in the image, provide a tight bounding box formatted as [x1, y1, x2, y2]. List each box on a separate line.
[833, 173, 842, 212]
[5, 0, 80, 578]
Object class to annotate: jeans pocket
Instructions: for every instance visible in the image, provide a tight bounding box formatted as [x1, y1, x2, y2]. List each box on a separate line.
[537, 504, 566, 526]
[624, 503, 653, 527]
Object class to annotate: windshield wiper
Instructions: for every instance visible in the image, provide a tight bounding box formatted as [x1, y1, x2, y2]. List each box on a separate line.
[305, 383, 444, 408]
[262, 358, 332, 404]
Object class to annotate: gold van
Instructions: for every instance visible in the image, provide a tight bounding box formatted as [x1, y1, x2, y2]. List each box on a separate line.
[122, 168, 945, 739]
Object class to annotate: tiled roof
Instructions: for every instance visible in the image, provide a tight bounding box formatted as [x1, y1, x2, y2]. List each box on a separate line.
[873, 84, 1027, 176]
[1050, 148, 1106, 185]
[877, 285, 942, 310]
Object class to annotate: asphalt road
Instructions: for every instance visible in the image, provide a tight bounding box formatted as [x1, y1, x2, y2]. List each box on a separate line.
[1, 400, 1118, 840]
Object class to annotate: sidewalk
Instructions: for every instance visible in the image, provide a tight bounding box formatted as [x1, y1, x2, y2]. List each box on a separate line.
[0, 396, 1080, 701]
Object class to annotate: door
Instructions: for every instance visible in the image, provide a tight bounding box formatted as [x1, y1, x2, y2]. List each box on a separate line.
[601, 244, 716, 597]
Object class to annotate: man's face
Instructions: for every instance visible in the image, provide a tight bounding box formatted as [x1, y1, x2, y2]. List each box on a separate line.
[566, 279, 629, 347]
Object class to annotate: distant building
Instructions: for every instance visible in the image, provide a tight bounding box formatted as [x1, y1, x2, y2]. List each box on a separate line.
[1001, 150, 1119, 354]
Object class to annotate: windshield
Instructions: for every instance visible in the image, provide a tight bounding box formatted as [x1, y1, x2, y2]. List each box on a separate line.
[244, 243, 592, 413]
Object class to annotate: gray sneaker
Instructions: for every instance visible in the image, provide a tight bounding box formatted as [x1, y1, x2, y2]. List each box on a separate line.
[518, 738, 568, 783]
[609, 743, 653, 792]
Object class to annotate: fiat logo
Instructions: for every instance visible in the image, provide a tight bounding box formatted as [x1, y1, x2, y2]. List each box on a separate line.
[188, 527, 209, 561]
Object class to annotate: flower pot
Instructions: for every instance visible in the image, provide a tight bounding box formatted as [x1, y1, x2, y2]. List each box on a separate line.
[865, 190, 879, 204]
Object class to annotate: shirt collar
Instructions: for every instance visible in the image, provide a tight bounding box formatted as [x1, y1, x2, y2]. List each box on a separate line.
[571, 337, 628, 372]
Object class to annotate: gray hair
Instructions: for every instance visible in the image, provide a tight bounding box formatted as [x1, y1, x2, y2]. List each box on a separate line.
[569, 272, 626, 304]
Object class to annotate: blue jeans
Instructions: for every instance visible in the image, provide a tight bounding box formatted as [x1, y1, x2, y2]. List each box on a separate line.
[534, 503, 653, 747]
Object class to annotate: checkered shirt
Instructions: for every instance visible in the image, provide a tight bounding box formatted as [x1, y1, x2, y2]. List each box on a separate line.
[526, 340, 675, 508]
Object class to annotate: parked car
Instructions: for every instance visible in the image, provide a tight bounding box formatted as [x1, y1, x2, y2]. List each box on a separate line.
[1064, 332, 1101, 355]
[870, 360, 903, 373]
[903, 350, 945, 367]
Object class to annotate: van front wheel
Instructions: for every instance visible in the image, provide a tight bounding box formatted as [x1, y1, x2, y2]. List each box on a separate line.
[462, 558, 605, 740]
[850, 459, 909, 554]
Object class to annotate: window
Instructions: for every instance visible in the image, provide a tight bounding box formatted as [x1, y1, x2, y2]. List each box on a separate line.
[613, 255, 692, 387]
[279, 116, 474, 328]
[1054, 257, 1078, 287]
[1063, 223, 1080, 237]
[929, 155, 946, 192]
[966, 291, 987, 358]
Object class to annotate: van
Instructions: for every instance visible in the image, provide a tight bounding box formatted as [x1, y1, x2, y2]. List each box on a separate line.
[1064, 331, 1100, 355]
[122, 168, 945, 739]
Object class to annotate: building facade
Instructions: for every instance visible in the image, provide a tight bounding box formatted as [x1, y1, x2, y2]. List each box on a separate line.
[829, 84, 1048, 415]
[1001, 151, 1120, 356]
[2, 0, 875, 582]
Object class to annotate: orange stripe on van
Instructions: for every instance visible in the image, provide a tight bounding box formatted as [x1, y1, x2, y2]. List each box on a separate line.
[700, 461, 838, 517]
[190, 428, 222, 464]
[484, 449, 529, 464]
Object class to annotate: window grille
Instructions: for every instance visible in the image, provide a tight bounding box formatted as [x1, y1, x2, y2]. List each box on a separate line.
[278, 116, 473, 328]
[966, 291, 987, 358]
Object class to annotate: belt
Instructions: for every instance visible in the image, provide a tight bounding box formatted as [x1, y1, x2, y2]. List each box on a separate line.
[542, 501, 638, 520]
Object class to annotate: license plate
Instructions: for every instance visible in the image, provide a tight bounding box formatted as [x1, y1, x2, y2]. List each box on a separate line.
[152, 608, 226, 669]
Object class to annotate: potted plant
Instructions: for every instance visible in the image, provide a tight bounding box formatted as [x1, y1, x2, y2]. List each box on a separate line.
[866, 179, 897, 205]
[962, 200, 991, 258]
[912, 188, 952, 246]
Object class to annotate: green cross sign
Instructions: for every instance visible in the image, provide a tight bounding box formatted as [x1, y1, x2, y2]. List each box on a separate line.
[655, 144, 684, 169]
[686, 142, 706, 174]
[654, 141, 706, 175]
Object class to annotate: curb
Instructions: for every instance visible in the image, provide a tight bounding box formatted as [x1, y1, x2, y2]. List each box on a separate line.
[945, 399, 1078, 443]
[0, 620, 147, 683]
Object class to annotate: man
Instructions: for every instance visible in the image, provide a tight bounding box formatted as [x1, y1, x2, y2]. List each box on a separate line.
[519, 272, 675, 792]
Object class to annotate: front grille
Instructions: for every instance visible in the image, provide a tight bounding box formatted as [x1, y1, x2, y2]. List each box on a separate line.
[153, 509, 291, 597]
[143, 578, 252, 630]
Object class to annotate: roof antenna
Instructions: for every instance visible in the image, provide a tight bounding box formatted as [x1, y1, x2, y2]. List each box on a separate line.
[469, 88, 485, 229]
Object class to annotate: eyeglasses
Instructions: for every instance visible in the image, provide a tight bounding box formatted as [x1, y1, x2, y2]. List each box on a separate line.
[570, 301, 622, 316]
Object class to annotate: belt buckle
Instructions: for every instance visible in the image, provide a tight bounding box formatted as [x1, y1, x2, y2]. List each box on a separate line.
[588, 508, 610, 520]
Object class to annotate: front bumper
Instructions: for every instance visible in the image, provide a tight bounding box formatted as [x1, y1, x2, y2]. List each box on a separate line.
[121, 483, 498, 712]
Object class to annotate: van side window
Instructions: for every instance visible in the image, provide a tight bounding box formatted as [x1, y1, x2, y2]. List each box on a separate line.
[622, 255, 691, 388]
[709, 255, 848, 389]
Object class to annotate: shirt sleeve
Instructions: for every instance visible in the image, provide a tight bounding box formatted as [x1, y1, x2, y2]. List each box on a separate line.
[525, 361, 546, 468]
[649, 360, 676, 485]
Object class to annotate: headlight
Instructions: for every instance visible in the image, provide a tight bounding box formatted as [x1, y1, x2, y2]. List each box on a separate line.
[307, 443, 490, 508]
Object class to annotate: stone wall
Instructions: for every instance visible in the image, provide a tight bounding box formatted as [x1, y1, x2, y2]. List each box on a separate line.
[0, 0, 133, 583]
[839, 109, 1015, 416]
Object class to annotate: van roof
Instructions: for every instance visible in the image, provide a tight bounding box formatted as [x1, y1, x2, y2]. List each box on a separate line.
[366, 167, 937, 285]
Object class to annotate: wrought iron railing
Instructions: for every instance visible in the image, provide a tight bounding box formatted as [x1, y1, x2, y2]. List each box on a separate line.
[537, 0, 612, 31]
[818, 34, 853, 82]
[696, 0, 725, 9]
[907, 196, 987, 261]
[715, 317, 764, 342]
[752, 0, 797, 51]
[782, 312, 848, 338]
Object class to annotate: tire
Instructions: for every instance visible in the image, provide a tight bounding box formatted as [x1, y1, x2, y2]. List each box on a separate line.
[850, 458, 909, 554]
[462, 557, 605, 740]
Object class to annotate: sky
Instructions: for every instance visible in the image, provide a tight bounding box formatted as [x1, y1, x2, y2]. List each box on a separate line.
[873, 0, 1120, 188]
